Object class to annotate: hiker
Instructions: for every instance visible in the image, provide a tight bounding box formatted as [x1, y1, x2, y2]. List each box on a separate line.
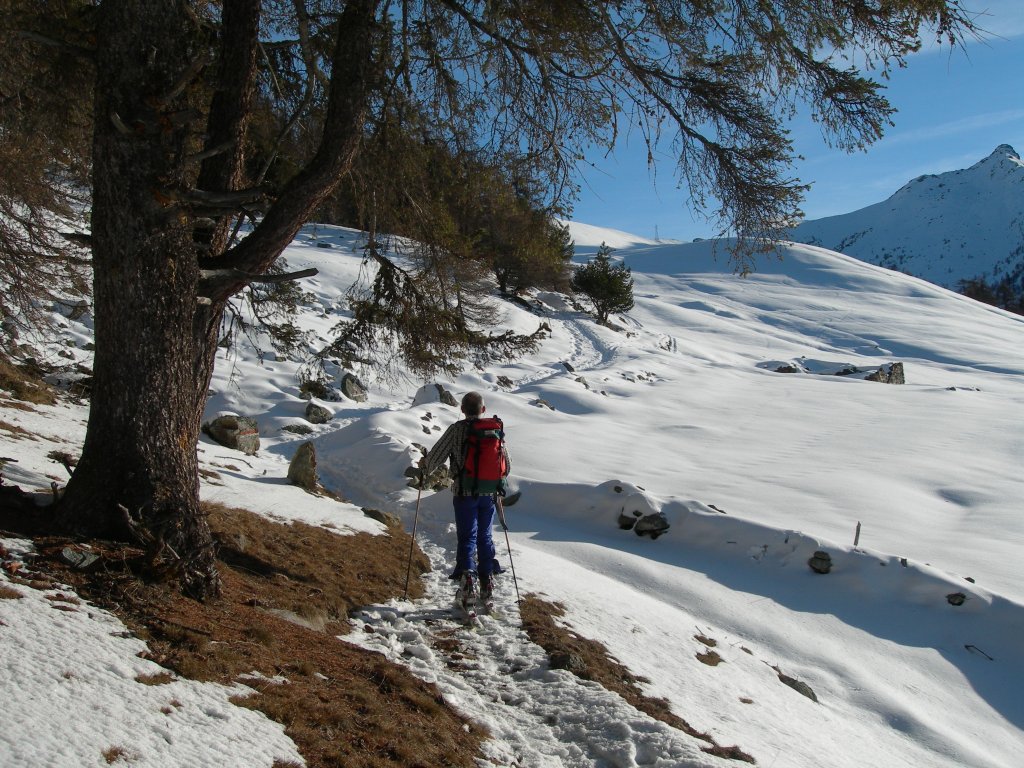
[419, 391, 510, 607]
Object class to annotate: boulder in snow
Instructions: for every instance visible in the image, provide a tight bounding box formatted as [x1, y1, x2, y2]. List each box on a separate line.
[304, 401, 333, 424]
[340, 373, 368, 402]
[808, 550, 833, 574]
[287, 441, 318, 491]
[412, 383, 458, 408]
[404, 463, 452, 492]
[618, 510, 642, 530]
[203, 415, 260, 455]
[777, 669, 818, 702]
[865, 362, 905, 384]
[634, 512, 670, 539]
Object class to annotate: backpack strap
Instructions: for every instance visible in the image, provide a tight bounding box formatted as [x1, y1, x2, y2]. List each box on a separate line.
[456, 417, 475, 496]
[470, 419, 482, 496]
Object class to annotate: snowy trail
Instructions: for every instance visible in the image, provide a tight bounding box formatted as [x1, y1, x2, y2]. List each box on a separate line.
[349, 532, 721, 768]
[504, 309, 611, 392]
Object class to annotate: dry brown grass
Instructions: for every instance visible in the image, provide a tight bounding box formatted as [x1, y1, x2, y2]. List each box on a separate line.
[520, 595, 754, 763]
[135, 671, 175, 686]
[0, 584, 23, 599]
[101, 745, 132, 764]
[0, 356, 57, 405]
[0, 420, 33, 439]
[10, 502, 481, 768]
[697, 649, 724, 667]
[1, 475, 755, 766]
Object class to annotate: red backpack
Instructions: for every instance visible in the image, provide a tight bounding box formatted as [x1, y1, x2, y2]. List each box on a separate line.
[459, 416, 508, 496]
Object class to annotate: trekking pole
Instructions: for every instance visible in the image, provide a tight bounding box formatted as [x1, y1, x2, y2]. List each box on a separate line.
[403, 483, 424, 601]
[496, 496, 521, 605]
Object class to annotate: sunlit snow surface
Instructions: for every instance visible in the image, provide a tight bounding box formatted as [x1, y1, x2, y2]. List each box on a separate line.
[2, 221, 1023, 767]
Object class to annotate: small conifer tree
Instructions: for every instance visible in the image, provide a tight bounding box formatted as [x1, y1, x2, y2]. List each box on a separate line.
[571, 243, 634, 325]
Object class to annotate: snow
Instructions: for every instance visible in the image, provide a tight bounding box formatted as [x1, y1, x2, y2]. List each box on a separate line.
[0, 541, 302, 768]
[3, 219, 1024, 767]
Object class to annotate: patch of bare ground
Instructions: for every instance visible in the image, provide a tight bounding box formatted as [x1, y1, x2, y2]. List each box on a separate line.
[2, 501, 484, 768]
[0, 419, 34, 439]
[519, 595, 755, 764]
[0, 355, 57, 405]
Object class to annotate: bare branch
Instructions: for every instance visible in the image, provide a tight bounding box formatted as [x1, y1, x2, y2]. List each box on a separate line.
[199, 266, 318, 284]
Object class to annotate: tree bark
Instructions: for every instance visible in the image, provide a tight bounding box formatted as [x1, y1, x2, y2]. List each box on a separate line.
[58, 0, 380, 600]
[57, 0, 218, 597]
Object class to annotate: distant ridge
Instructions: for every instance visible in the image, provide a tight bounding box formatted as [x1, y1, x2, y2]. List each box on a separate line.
[789, 144, 1024, 292]
[559, 219, 675, 250]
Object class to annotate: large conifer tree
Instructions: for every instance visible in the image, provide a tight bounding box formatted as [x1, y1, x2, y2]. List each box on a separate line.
[1, 1, 980, 597]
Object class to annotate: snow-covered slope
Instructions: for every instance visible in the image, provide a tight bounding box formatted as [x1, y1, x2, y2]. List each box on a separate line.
[3, 223, 1024, 767]
[789, 144, 1024, 289]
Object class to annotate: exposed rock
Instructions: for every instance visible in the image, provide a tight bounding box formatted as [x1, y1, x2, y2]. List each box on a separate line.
[634, 512, 670, 539]
[808, 550, 833, 574]
[299, 379, 333, 401]
[287, 441, 318, 491]
[203, 415, 260, 455]
[777, 670, 818, 702]
[282, 423, 314, 436]
[340, 373, 368, 402]
[865, 362, 905, 384]
[497, 376, 514, 389]
[775, 364, 801, 374]
[532, 398, 554, 410]
[562, 361, 576, 373]
[60, 546, 99, 571]
[404, 464, 452, 492]
[617, 510, 642, 530]
[412, 382, 458, 407]
[947, 592, 967, 606]
[435, 383, 458, 406]
[304, 401, 333, 424]
[363, 508, 402, 528]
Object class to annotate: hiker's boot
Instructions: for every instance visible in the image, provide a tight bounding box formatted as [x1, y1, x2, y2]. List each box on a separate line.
[479, 573, 494, 613]
[457, 571, 477, 615]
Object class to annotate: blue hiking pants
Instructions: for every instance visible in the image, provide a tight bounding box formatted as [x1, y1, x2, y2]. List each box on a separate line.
[453, 494, 497, 579]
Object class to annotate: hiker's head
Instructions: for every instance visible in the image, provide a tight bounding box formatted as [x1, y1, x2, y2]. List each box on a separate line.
[461, 391, 485, 417]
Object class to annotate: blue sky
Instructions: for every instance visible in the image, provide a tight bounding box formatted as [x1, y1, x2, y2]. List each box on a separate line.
[569, 2, 1024, 242]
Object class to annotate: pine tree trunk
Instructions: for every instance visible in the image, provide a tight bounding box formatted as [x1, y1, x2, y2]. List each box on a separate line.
[57, 0, 221, 598]
[57, 0, 380, 600]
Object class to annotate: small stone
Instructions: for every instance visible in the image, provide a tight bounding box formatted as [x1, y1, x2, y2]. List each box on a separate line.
[808, 550, 832, 574]
[363, 508, 401, 528]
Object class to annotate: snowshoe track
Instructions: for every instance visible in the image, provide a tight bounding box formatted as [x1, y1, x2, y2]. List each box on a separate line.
[350, 539, 720, 767]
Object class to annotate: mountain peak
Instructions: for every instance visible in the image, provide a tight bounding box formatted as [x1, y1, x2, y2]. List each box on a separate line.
[991, 143, 1018, 159]
[789, 144, 1024, 290]
[974, 143, 1020, 169]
